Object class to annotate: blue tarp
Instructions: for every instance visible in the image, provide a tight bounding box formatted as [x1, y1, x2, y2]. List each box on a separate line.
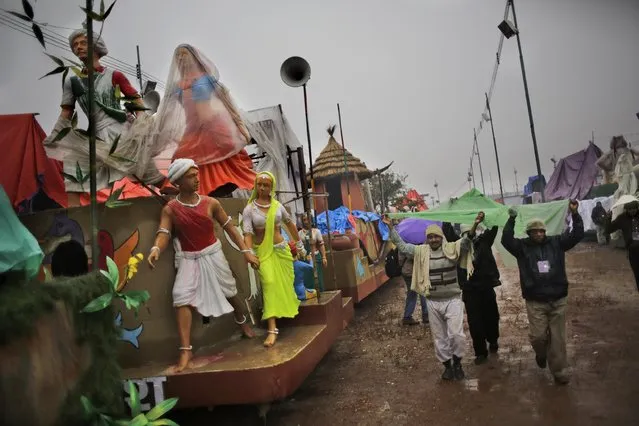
[316, 206, 389, 241]
[316, 206, 353, 234]
[524, 175, 547, 196]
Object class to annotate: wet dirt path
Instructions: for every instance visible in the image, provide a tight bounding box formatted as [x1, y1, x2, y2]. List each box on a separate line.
[175, 244, 639, 425]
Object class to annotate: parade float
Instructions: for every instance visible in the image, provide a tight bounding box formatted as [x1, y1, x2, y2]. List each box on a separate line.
[6, 106, 355, 415]
[18, 195, 352, 412]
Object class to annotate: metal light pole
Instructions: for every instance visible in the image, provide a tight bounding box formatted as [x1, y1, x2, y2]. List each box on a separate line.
[470, 161, 476, 188]
[337, 103, 352, 210]
[434, 181, 440, 203]
[280, 56, 315, 219]
[485, 92, 505, 201]
[473, 128, 486, 194]
[500, 0, 545, 201]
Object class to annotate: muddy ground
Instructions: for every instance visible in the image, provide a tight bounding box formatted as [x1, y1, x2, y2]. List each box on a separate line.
[174, 243, 639, 426]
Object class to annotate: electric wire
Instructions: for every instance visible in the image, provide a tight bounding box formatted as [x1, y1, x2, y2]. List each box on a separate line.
[0, 13, 165, 88]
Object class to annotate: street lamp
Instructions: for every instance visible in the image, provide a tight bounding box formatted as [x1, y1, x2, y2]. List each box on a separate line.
[434, 181, 441, 203]
[499, 0, 545, 202]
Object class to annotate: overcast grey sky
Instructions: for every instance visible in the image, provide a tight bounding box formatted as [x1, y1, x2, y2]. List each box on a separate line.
[1, 0, 638, 202]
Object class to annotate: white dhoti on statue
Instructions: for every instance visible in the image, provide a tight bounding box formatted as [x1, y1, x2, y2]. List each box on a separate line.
[426, 296, 466, 362]
[172, 239, 237, 317]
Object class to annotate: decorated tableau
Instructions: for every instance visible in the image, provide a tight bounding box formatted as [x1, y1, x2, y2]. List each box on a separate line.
[19, 197, 259, 368]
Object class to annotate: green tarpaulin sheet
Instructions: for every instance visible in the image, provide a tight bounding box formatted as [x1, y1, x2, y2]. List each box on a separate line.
[0, 186, 43, 279]
[389, 189, 569, 267]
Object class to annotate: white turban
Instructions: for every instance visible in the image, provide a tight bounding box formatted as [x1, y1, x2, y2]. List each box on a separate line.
[68, 29, 109, 57]
[168, 159, 197, 184]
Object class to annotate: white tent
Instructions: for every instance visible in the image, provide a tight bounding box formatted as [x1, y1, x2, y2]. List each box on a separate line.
[241, 105, 305, 218]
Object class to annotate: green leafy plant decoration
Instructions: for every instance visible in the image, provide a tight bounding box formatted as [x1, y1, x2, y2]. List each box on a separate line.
[82, 256, 149, 315]
[81, 381, 179, 426]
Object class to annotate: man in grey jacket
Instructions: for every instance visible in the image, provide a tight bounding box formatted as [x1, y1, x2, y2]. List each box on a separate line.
[384, 214, 482, 381]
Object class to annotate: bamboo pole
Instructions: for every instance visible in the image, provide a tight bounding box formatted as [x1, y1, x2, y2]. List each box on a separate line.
[86, 0, 99, 269]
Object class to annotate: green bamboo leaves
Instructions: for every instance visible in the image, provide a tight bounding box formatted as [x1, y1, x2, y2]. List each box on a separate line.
[81, 382, 179, 426]
[105, 184, 133, 208]
[81, 256, 149, 315]
[6, 1, 45, 48]
[62, 161, 90, 190]
[81, 0, 116, 22]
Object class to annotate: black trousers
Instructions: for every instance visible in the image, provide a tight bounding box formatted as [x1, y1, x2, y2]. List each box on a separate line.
[628, 249, 639, 292]
[462, 286, 500, 357]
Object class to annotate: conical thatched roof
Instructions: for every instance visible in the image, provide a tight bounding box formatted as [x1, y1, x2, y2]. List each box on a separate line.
[309, 125, 373, 181]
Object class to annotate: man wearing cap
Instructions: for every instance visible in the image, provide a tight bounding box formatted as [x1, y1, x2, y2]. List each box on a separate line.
[147, 158, 260, 372]
[501, 201, 583, 385]
[606, 199, 639, 291]
[443, 214, 501, 366]
[384, 213, 482, 381]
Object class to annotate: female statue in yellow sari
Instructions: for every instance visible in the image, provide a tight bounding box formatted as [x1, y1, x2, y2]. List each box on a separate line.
[242, 172, 305, 347]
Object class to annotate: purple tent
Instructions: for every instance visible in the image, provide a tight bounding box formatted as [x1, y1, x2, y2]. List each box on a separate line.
[395, 218, 442, 245]
[544, 143, 602, 201]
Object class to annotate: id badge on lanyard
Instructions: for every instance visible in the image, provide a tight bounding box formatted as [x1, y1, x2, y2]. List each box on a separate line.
[537, 260, 550, 274]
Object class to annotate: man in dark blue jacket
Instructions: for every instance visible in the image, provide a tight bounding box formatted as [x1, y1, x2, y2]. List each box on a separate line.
[501, 200, 583, 385]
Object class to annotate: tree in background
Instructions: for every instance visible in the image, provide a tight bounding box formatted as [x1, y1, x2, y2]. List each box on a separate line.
[370, 170, 408, 211]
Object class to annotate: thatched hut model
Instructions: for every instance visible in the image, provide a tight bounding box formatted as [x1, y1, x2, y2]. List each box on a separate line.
[310, 126, 372, 213]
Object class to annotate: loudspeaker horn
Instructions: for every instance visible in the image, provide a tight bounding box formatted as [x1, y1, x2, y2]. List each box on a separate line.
[280, 56, 311, 88]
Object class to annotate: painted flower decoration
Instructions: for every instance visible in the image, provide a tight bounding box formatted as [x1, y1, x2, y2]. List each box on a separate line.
[126, 253, 144, 280]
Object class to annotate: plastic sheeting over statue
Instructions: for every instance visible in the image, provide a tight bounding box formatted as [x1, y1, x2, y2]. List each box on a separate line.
[596, 135, 639, 197]
[241, 106, 305, 218]
[152, 44, 256, 197]
[596, 135, 639, 241]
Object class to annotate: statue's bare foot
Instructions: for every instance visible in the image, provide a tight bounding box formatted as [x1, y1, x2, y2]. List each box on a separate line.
[176, 346, 193, 372]
[235, 314, 255, 338]
[240, 322, 256, 338]
[263, 329, 279, 348]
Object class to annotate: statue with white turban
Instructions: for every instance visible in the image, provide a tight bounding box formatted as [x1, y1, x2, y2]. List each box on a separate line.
[42, 29, 166, 206]
[147, 158, 260, 372]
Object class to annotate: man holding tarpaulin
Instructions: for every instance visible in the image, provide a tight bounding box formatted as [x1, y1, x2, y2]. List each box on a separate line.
[383, 213, 482, 381]
[501, 200, 583, 385]
[443, 214, 501, 365]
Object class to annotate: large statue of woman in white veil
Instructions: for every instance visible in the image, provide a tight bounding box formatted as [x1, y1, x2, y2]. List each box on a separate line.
[153, 44, 256, 197]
